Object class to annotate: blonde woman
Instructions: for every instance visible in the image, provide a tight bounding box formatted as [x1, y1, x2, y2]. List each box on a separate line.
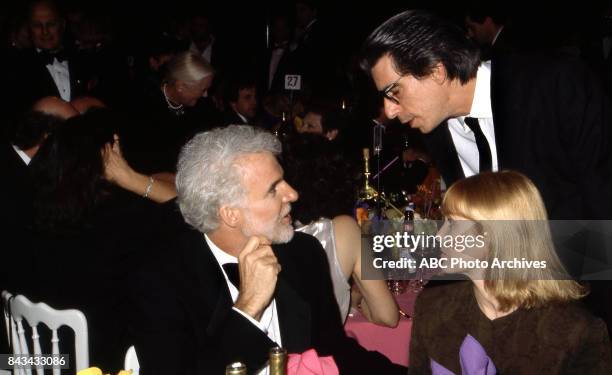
[409, 171, 611, 374]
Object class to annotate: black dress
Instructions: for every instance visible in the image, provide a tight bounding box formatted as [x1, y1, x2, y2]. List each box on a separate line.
[121, 84, 221, 174]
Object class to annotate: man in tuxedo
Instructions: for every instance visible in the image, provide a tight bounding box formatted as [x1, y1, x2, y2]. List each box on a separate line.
[259, 13, 292, 95]
[463, 4, 513, 60]
[360, 10, 612, 220]
[188, 11, 221, 68]
[131, 125, 405, 374]
[7, 1, 91, 116]
[361, 9, 612, 330]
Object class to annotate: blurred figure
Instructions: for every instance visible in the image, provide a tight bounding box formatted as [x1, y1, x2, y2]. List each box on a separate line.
[283, 134, 398, 327]
[296, 100, 344, 141]
[260, 12, 293, 95]
[188, 11, 217, 66]
[1, 97, 73, 238]
[464, 3, 513, 60]
[70, 96, 106, 114]
[32, 95, 79, 121]
[222, 74, 259, 125]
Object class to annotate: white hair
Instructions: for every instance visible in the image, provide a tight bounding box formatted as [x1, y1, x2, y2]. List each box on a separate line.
[162, 51, 214, 85]
[176, 125, 281, 233]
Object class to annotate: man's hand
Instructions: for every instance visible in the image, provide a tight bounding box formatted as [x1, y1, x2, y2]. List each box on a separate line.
[234, 236, 281, 321]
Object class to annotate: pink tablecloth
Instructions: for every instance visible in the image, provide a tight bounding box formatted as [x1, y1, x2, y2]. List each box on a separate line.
[343, 290, 418, 367]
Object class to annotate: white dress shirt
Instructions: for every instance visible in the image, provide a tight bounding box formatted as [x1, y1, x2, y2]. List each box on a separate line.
[190, 38, 215, 64]
[447, 61, 498, 177]
[44, 55, 71, 101]
[204, 234, 282, 375]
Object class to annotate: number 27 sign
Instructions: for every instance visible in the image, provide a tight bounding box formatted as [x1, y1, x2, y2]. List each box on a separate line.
[284, 75, 302, 90]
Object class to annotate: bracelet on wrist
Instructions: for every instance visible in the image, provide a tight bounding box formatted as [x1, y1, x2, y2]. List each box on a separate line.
[143, 176, 155, 198]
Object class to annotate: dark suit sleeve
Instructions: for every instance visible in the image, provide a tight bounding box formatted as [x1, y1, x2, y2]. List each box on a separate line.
[304, 236, 407, 375]
[130, 258, 197, 375]
[556, 61, 612, 219]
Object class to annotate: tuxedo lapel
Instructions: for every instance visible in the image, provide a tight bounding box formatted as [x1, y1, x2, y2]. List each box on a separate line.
[68, 59, 80, 99]
[34, 53, 62, 98]
[272, 243, 312, 353]
[274, 276, 311, 352]
[188, 235, 235, 336]
[490, 55, 526, 171]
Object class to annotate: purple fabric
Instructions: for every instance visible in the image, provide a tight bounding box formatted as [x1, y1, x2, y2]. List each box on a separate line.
[431, 334, 497, 375]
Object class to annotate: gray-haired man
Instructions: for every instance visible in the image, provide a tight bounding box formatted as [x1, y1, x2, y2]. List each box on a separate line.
[131, 125, 405, 374]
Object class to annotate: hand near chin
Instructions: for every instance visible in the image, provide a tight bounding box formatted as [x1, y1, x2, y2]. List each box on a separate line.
[234, 236, 281, 321]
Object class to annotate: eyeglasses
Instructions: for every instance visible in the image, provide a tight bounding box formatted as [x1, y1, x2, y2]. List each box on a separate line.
[380, 76, 403, 105]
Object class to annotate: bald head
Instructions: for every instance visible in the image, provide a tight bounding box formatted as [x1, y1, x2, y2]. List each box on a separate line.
[70, 96, 107, 114]
[32, 96, 78, 119]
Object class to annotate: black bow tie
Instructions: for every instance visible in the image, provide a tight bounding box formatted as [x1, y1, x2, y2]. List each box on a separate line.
[38, 49, 67, 65]
[222, 263, 240, 289]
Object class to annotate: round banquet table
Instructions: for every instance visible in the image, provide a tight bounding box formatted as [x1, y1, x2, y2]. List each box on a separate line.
[344, 289, 418, 367]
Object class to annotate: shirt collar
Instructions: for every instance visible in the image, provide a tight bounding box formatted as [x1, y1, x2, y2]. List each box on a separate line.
[12, 144, 31, 165]
[458, 61, 493, 132]
[236, 111, 249, 124]
[205, 233, 238, 265]
[492, 26, 504, 45]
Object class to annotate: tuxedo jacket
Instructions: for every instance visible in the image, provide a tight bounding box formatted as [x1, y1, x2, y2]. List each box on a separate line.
[7, 48, 90, 114]
[424, 54, 612, 219]
[222, 110, 251, 126]
[131, 230, 405, 375]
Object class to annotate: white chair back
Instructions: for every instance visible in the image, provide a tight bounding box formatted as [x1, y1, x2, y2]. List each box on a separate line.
[2, 291, 12, 347]
[124, 345, 140, 375]
[2, 291, 89, 375]
[0, 291, 9, 375]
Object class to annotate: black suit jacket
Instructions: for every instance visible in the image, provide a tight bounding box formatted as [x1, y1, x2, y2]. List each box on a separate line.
[131, 230, 405, 375]
[7, 48, 90, 115]
[222, 110, 251, 126]
[424, 54, 612, 219]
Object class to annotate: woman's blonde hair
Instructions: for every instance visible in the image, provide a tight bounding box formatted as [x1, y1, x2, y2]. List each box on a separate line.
[162, 51, 214, 85]
[442, 170, 586, 311]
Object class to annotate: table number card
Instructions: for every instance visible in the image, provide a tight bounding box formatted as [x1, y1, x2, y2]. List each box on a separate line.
[284, 74, 302, 90]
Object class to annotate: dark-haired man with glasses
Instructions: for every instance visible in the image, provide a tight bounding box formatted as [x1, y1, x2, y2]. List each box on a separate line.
[361, 9, 612, 336]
